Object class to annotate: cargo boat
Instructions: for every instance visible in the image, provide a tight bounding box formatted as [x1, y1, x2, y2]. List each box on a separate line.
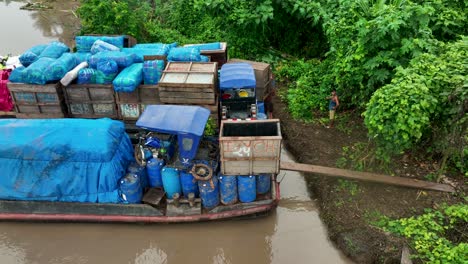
[0, 105, 282, 223]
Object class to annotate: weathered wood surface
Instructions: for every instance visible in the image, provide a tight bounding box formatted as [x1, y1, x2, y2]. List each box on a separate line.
[280, 161, 455, 193]
[401, 245, 413, 264]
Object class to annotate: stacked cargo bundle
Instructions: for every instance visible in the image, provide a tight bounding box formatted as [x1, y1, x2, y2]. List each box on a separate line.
[63, 35, 137, 119]
[8, 41, 72, 118]
[183, 42, 228, 68]
[157, 62, 219, 125]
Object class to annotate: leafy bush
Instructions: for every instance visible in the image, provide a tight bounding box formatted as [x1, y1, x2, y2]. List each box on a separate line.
[375, 203, 468, 263]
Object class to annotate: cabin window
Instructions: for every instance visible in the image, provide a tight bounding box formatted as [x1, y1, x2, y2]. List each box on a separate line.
[182, 137, 193, 151]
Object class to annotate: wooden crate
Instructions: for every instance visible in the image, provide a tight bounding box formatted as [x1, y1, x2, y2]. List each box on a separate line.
[63, 84, 118, 119]
[227, 59, 271, 89]
[158, 62, 218, 105]
[184, 42, 227, 68]
[8, 82, 67, 118]
[115, 85, 160, 121]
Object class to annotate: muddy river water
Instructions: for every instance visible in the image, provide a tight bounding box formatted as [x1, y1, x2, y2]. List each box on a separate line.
[0, 1, 353, 263]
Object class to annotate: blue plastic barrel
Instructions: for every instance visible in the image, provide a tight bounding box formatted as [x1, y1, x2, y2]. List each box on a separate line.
[180, 171, 199, 197]
[119, 173, 143, 203]
[127, 162, 148, 188]
[238, 175, 256, 203]
[256, 174, 271, 194]
[147, 158, 165, 187]
[218, 174, 238, 205]
[161, 166, 181, 198]
[198, 176, 220, 209]
[257, 101, 265, 115]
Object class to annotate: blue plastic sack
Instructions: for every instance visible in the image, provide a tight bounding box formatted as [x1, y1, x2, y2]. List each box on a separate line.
[75, 35, 125, 52]
[186, 42, 221, 50]
[8, 66, 26, 83]
[167, 47, 201, 62]
[143, 60, 164, 85]
[77, 68, 96, 84]
[122, 48, 168, 63]
[22, 57, 56, 84]
[74, 52, 91, 64]
[44, 53, 77, 81]
[200, 55, 210, 62]
[38, 41, 70, 59]
[133, 43, 172, 55]
[113, 63, 143, 92]
[95, 59, 118, 84]
[91, 40, 121, 54]
[89, 51, 135, 69]
[19, 44, 48, 67]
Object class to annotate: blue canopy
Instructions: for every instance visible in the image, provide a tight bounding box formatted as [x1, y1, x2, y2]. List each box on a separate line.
[219, 63, 256, 90]
[136, 105, 211, 164]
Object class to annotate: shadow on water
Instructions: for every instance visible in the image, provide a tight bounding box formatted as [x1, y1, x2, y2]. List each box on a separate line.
[0, 0, 80, 54]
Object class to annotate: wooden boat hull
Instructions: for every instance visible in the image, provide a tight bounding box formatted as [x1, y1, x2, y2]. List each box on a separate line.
[0, 182, 280, 223]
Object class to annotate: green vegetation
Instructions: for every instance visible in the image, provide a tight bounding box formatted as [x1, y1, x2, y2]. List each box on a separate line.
[374, 203, 468, 263]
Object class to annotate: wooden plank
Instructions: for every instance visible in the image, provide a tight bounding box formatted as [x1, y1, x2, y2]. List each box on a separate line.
[160, 97, 216, 104]
[279, 161, 455, 193]
[159, 91, 215, 99]
[401, 245, 413, 264]
[158, 86, 214, 93]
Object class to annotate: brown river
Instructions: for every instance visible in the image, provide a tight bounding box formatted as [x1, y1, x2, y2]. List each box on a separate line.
[0, 1, 353, 263]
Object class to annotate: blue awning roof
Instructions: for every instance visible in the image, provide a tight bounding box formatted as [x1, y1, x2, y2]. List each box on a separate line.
[219, 63, 256, 90]
[136, 105, 210, 136]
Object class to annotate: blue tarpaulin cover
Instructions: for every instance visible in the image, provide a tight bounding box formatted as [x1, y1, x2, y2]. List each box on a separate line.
[219, 63, 256, 90]
[0, 118, 134, 203]
[136, 105, 210, 163]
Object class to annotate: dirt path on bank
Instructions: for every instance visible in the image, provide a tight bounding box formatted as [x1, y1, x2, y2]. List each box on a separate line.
[272, 93, 461, 263]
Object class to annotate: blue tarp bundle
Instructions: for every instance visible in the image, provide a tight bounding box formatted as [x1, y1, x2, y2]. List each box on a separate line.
[122, 48, 168, 63]
[113, 63, 143, 92]
[77, 68, 96, 84]
[44, 53, 77, 81]
[89, 51, 134, 69]
[75, 36, 125, 53]
[0, 118, 134, 203]
[22, 57, 56, 85]
[74, 52, 92, 64]
[219, 63, 256, 90]
[167, 47, 201, 62]
[95, 59, 118, 84]
[185, 42, 221, 50]
[90, 40, 120, 54]
[8, 66, 26, 83]
[134, 42, 176, 52]
[19, 44, 48, 67]
[143, 60, 164, 85]
[38, 41, 70, 59]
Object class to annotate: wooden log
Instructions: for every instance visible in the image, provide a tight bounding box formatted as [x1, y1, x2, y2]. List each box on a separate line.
[280, 161, 455, 193]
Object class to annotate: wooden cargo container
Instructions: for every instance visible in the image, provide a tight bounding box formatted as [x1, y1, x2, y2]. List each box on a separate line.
[184, 42, 227, 68]
[158, 62, 218, 105]
[115, 85, 160, 121]
[63, 84, 118, 119]
[219, 119, 282, 175]
[8, 82, 67, 118]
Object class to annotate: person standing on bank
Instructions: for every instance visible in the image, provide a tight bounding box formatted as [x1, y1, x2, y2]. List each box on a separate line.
[263, 73, 276, 119]
[327, 89, 339, 128]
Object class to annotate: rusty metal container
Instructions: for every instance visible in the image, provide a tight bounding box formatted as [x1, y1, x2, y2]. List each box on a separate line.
[219, 119, 282, 175]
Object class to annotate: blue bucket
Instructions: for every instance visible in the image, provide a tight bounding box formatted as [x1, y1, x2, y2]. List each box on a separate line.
[218, 174, 238, 205]
[127, 162, 148, 188]
[238, 175, 256, 203]
[119, 173, 143, 203]
[180, 171, 199, 197]
[256, 174, 271, 194]
[161, 166, 181, 198]
[147, 158, 165, 187]
[198, 176, 219, 209]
